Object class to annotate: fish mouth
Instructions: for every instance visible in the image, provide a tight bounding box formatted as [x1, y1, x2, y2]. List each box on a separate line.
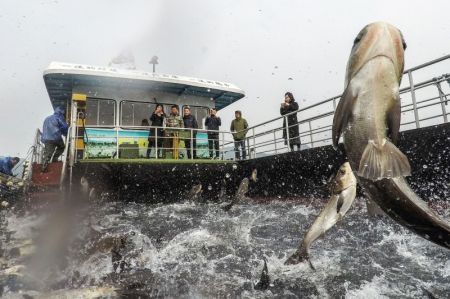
[352, 54, 397, 80]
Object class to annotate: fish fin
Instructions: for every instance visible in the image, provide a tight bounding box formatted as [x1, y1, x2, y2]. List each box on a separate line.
[336, 195, 344, 214]
[358, 139, 411, 179]
[387, 95, 401, 145]
[332, 86, 357, 148]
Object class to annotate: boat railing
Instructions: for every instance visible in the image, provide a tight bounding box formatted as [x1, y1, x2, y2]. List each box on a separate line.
[31, 128, 44, 165]
[238, 54, 450, 158]
[37, 54, 450, 166]
[76, 125, 239, 161]
[73, 55, 450, 162]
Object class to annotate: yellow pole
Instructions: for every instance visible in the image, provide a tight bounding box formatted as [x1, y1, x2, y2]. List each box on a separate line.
[173, 133, 179, 159]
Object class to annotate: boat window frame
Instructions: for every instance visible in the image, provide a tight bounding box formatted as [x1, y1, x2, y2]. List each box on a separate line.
[181, 104, 211, 129]
[84, 96, 117, 127]
[119, 99, 173, 128]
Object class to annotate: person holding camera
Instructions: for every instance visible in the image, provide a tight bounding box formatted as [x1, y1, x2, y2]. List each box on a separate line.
[205, 108, 221, 159]
[280, 92, 301, 151]
[149, 104, 166, 158]
[183, 106, 198, 159]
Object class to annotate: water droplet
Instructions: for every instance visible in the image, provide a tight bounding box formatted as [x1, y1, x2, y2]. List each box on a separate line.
[232, 164, 237, 170]
[208, 185, 212, 191]
[423, 165, 428, 169]
[225, 173, 230, 178]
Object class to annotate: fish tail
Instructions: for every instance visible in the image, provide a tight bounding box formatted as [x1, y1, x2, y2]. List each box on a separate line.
[358, 139, 411, 180]
[285, 247, 312, 268]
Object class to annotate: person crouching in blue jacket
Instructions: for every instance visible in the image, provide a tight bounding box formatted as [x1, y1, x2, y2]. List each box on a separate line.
[0, 156, 20, 176]
[41, 106, 69, 172]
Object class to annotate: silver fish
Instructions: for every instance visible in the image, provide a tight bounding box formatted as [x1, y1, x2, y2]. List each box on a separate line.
[187, 183, 203, 201]
[222, 178, 250, 211]
[332, 22, 450, 249]
[251, 169, 258, 182]
[285, 162, 357, 267]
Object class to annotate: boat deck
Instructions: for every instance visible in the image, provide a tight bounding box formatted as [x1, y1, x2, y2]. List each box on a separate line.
[78, 158, 237, 164]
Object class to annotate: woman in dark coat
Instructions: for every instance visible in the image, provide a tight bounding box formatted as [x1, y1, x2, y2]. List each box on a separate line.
[148, 104, 166, 158]
[280, 92, 301, 151]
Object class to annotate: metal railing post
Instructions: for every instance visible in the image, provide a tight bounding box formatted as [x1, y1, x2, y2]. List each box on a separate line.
[155, 128, 158, 159]
[436, 81, 448, 123]
[285, 115, 290, 151]
[116, 127, 119, 159]
[408, 70, 420, 128]
[273, 130, 278, 154]
[221, 132, 225, 160]
[308, 121, 313, 147]
[252, 128, 256, 158]
[190, 128, 194, 160]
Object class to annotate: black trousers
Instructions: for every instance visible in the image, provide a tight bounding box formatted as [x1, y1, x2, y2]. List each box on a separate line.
[208, 134, 220, 158]
[148, 129, 164, 158]
[234, 139, 246, 160]
[42, 140, 65, 164]
[185, 137, 197, 159]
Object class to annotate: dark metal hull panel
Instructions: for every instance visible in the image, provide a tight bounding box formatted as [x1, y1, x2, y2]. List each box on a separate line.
[70, 161, 243, 202]
[65, 123, 448, 202]
[242, 123, 450, 200]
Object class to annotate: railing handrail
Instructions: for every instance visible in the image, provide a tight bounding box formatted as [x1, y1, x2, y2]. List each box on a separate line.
[31, 55, 450, 165]
[240, 57, 450, 135]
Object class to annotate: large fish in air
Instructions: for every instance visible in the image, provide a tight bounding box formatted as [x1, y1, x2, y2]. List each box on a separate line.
[332, 22, 450, 249]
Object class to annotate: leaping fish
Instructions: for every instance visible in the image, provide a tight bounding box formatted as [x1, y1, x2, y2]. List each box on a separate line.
[285, 162, 357, 267]
[332, 22, 450, 249]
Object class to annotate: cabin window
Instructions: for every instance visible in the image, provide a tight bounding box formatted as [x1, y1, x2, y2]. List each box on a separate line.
[85, 98, 116, 126]
[120, 101, 177, 126]
[121, 101, 156, 126]
[183, 105, 209, 129]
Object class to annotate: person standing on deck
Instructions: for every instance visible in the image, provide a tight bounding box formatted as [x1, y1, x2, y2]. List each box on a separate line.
[164, 105, 184, 159]
[230, 110, 248, 160]
[41, 106, 69, 172]
[149, 104, 165, 158]
[280, 92, 301, 151]
[205, 108, 221, 159]
[0, 156, 20, 176]
[183, 106, 198, 159]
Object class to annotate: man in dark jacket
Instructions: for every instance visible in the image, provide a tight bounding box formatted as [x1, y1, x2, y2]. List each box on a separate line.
[183, 106, 198, 159]
[0, 156, 20, 176]
[280, 92, 301, 151]
[205, 108, 221, 159]
[41, 106, 69, 172]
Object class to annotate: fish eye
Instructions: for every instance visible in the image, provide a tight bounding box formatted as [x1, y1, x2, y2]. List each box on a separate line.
[353, 37, 361, 44]
[353, 27, 367, 45]
[399, 31, 407, 50]
[339, 169, 346, 175]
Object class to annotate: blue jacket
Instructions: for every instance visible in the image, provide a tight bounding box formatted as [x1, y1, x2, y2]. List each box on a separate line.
[41, 107, 69, 143]
[0, 156, 14, 176]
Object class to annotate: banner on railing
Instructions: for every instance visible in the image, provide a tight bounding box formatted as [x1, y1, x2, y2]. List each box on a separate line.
[83, 128, 210, 159]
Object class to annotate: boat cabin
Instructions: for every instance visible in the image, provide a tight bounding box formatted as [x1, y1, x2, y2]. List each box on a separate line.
[43, 62, 245, 161]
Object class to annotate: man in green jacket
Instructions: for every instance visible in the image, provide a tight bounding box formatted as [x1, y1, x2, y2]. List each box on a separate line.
[230, 110, 248, 160]
[164, 105, 184, 158]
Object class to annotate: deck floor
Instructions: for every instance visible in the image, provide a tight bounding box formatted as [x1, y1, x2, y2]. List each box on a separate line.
[79, 158, 237, 164]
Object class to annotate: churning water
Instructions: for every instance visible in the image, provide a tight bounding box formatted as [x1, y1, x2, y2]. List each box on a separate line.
[1, 198, 450, 298]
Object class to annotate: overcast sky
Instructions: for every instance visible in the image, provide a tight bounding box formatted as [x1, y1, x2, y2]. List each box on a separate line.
[0, 0, 449, 156]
